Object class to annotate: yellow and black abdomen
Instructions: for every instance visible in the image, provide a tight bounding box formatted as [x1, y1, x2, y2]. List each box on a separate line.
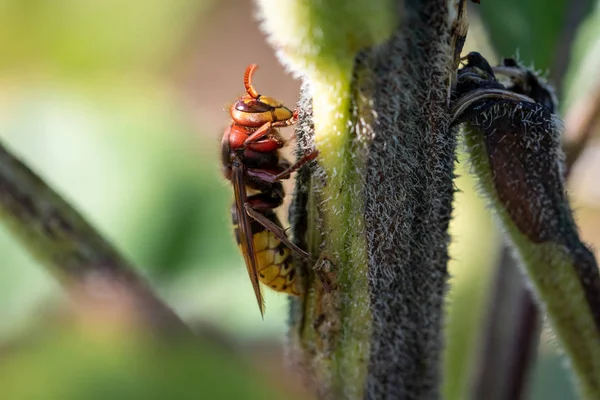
[232, 207, 300, 295]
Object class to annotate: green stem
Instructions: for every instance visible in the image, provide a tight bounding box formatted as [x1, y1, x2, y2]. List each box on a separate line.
[260, 0, 469, 398]
[313, 67, 372, 397]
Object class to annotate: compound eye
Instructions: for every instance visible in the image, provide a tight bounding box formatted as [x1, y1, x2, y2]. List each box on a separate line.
[235, 99, 272, 113]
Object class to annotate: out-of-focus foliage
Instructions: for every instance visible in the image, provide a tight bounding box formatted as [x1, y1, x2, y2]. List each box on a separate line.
[0, 0, 209, 74]
[0, 322, 292, 400]
[442, 16, 499, 400]
[564, 2, 600, 110]
[477, 0, 593, 70]
[443, 158, 499, 400]
[528, 342, 578, 400]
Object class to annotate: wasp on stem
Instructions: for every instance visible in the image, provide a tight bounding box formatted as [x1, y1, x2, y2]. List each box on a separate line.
[221, 64, 318, 316]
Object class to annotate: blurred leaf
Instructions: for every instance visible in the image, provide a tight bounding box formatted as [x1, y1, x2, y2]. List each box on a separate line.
[113, 120, 239, 278]
[0, 86, 241, 276]
[477, 1, 593, 70]
[563, 2, 600, 110]
[0, 326, 297, 400]
[529, 344, 578, 400]
[0, 0, 213, 75]
[0, 225, 62, 341]
[443, 158, 499, 400]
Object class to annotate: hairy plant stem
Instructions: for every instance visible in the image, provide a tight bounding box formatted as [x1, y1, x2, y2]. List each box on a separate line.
[281, 1, 469, 398]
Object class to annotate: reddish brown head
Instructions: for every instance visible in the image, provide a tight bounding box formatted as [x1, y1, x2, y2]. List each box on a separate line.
[230, 64, 293, 127]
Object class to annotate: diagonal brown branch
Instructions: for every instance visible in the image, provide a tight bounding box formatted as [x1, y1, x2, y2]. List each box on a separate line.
[0, 141, 191, 338]
[550, 0, 593, 90]
[564, 80, 600, 170]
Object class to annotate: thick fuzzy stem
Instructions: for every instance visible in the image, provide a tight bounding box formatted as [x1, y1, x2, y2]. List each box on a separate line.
[260, 0, 469, 398]
[456, 96, 600, 398]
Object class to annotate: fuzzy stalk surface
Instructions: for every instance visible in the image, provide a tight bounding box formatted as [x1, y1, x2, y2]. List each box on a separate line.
[259, 0, 468, 398]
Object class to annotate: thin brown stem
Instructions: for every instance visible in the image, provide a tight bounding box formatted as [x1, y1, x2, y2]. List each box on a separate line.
[564, 81, 600, 171]
[0, 141, 191, 338]
[551, 0, 593, 91]
[470, 247, 540, 400]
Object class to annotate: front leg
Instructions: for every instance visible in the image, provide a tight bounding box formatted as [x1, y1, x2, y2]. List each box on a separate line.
[244, 112, 298, 147]
[245, 168, 283, 184]
[246, 151, 318, 183]
[274, 150, 319, 180]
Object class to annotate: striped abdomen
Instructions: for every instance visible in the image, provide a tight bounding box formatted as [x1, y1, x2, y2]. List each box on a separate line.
[232, 207, 300, 295]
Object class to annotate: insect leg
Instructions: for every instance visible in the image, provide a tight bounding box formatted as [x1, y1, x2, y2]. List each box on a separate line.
[245, 168, 281, 184]
[244, 203, 313, 261]
[312, 254, 334, 293]
[243, 114, 298, 147]
[244, 151, 317, 184]
[244, 122, 276, 145]
[274, 150, 319, 180]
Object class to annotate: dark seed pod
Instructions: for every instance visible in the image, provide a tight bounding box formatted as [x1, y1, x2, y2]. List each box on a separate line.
[453, 52, 567, 244]
[452, 52, 600, 334]
[464, 100, 564, 244]
[493, 57, 558, 113]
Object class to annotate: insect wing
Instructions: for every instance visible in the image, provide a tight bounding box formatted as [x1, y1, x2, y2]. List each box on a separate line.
[232, 159, 265, 316]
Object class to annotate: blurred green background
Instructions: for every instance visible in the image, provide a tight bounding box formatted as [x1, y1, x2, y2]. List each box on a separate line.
[0, 1, 599, 399]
